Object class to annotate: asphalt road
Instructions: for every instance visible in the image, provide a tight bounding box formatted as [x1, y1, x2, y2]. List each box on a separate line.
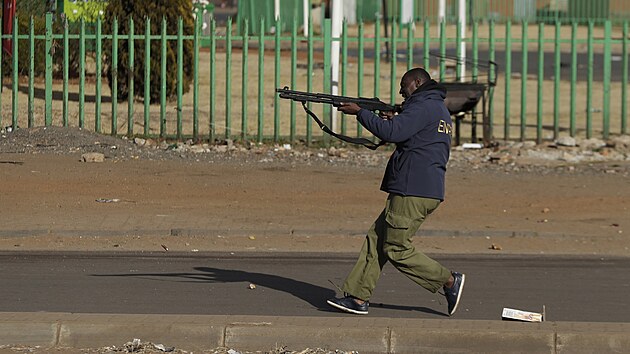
[1, 252, 627, 322]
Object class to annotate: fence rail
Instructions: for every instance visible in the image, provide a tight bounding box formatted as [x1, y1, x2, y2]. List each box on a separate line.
[0, 13, 628, 146]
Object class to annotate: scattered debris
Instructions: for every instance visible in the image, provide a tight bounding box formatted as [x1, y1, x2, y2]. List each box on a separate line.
[248, 236, 256, 240]
[248, 283, 257, 290]
[542, 208, 550, 213]
[502, 306, 545, 323]
[81, 152, 105, 163]
[161, 244, 169, 252]
[489, 243, 502, 250]
[96, 198, 121, 203]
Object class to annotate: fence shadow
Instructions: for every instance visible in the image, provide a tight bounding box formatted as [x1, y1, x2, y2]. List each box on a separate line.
[17, 85, 113, 104]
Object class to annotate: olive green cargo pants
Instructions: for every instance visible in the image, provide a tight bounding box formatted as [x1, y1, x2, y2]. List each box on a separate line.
[341, 194, 452, 301]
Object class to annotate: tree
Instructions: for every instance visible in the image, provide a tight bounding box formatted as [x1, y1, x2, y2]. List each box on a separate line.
[103, 0, 195, 103]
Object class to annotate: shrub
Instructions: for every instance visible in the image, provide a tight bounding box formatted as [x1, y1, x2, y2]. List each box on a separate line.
[103, 0, 195, 103]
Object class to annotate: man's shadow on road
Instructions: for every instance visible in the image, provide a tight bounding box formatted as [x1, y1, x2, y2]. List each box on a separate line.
[94, 266, 446, 316]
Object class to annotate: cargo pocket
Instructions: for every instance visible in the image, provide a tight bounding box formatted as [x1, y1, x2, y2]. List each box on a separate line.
[385, 211, 413, 230]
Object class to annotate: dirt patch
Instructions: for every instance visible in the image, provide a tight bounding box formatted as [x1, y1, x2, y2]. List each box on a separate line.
[0, 127, 629, 256]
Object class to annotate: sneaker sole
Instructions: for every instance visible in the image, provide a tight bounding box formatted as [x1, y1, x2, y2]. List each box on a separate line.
[326, 300, 368, 315]
[449, 273, 466, 316]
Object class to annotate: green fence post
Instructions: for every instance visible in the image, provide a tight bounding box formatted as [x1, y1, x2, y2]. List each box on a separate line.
[423, 20, 430, 70]
[472, 20, 478, 82]
[537, 22, 544, 144]
[504, 20, 512, 140]
[160, 17, 166, 138]
[406, 22, 413, 71]
[12, 15, 19, 129]
[210, 19, 216, 141]
[62, 18, 69, 127]
[570, 21, 577, 137]
[586, 21, 593, 139]
[390, 19, 397, 104]
[177, 17, 183, 139]
[341, 20, 348, 135]
[144, 17, 151, 137]
[520, 21, 528, 142]
[0, 19, 3, 126]
[95, 17, 102, 133]
[28, 16, 34, 128]
[623, 21, 628, 135]
[323, 18, 332, 145]
[602, 20, 611, 139]
[307, 18, 314, 144]
[439, 20, 446, 80]
[357, 21, 364, 138]
[290, 19, 297, 142]
[241, 19, 248, 141]
[273, 17, 280, 143]
[226, 18, 232, 139]
[112, 17, 119, 136]
[553, 21, 561, 139]
[44, 13, 52, 126]
[193, 13, 200, 140]
[80, 19, 86, 129]
[374, 19, 381, 98]
[488, 19, 495, 141]
[257, 18, 265, 144]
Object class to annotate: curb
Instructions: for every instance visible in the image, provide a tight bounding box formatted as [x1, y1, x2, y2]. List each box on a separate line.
[1, 312, 629, 353]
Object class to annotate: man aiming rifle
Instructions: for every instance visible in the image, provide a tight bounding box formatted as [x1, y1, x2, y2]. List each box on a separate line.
[280, 68, 465, 316]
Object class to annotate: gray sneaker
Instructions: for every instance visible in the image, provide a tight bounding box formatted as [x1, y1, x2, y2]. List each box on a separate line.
[327, 295, 369, 315]
[444, 272, 465, 316]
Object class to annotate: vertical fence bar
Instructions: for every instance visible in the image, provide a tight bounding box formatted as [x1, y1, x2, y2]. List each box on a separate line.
[537, 22, 544, 144]
[357, 21, 364, 138]
[28, 17, 34, 127]
[160, 17, 166, 138]
[95, 17, 102, 132]
[63, 18, 69, 127]
[307, 18, 314, 144]
[341, 20, 348, 135]
[193, 14, 200, 140]
[586, 21, 593, 139]
[471, 20, 478, 82]
[520, 21, 528, 141]
[290, 19, 297, 142]
[389, 19, 397, 104]
[12, 16, 18, 129]
[406, 22, 413, 71]
[112, 18, 119, 135]
[209, 19, 216, 141]
[488, 19, 495, 140]
[257, 18, 265, 144]
[602, 20, 611, 139]
[323, 18, 332, 145]
[128, 18, 137, 134]
[374, 19, 381, 97]
[241, 20, 248, 141]
[273, 17, 280, 142]
[570, 21, 577, 137]
[0, 20, 3, 126]
[176, 17, 183, 139]
[622, 21, 628, 135]
[225, 18, 232, 139]
[553, 21, 561, 139]
[144, 17, 151, 137]
[80, 19, 86, 129]
[44, 13, 52, 126]
[504, 20, 512, 140]
[423, 20, 430, 70]
[439, 20, 446, 80]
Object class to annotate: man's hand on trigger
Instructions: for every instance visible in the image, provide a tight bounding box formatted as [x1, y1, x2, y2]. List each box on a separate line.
[337, 102, 362, 115]
[378, 110, 396, 120]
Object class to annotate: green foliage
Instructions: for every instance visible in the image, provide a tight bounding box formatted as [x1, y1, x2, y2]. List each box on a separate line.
[103, 0, 196, 103]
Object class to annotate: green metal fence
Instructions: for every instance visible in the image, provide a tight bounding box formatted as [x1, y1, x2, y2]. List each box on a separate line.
[0, 13, 628, 146]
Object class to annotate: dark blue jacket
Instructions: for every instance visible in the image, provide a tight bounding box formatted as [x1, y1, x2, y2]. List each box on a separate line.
[356, 80, 452, 201]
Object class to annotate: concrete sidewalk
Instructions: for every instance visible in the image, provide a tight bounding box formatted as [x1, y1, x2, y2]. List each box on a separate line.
[1, 312, 629, 353]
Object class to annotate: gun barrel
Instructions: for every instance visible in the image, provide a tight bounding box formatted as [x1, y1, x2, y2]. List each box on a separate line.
[276, 87, 398, 112]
